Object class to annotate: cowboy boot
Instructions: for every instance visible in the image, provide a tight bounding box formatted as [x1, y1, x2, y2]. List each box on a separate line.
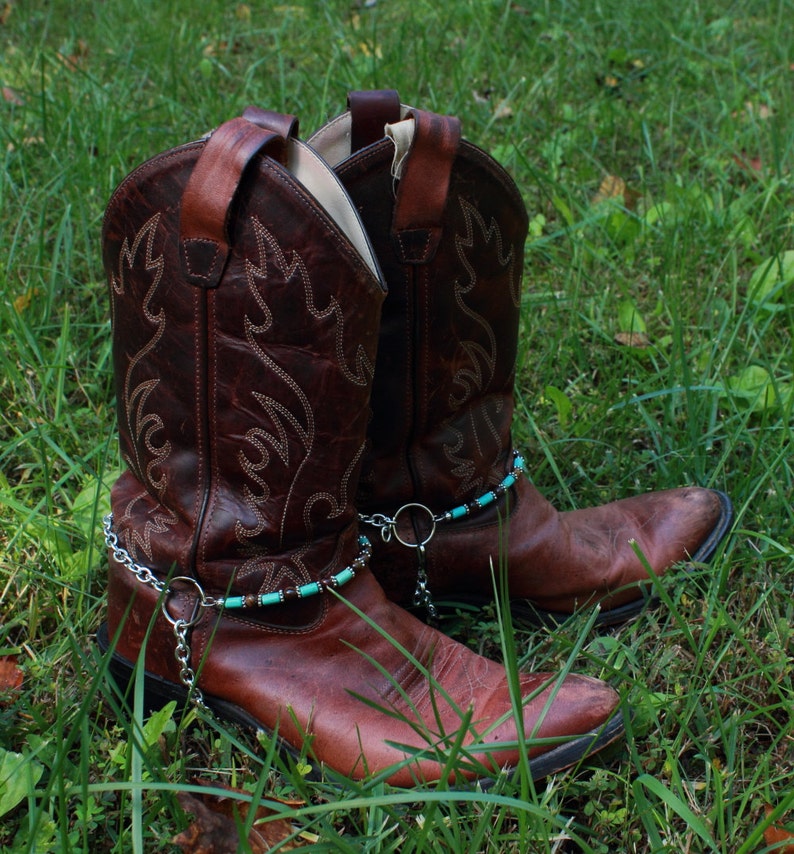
[96, 111, 624, 786]
[307, 91, 733, 626]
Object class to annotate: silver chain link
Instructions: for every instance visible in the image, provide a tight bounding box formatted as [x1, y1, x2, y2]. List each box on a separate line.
[358, 452, 524, 618]
[357, 512, 397, 541]
[103, 514, 207, 709]
[103, 514, 166, 595]
[172, 618, 205, 708]
[359, 503, 438, 615]
[412, 545, 437, 619]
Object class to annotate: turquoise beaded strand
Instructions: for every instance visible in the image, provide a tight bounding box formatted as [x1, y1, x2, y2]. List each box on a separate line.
[221, 536, 371, 610]
[442, 451, 525, 522]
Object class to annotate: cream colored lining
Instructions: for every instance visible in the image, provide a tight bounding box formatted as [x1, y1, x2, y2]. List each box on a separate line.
[307, 105, 412, 167]
[287, 138, 380, 279]
[384, 118, 415, 180]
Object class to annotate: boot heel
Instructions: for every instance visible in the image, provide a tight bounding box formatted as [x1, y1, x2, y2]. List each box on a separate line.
[96, 622, 191, 714]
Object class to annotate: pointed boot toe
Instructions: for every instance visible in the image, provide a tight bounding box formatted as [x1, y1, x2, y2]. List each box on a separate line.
[494, 671, 624, 781]
[679, 487, 734, 563]
[504, 482, 734, 624]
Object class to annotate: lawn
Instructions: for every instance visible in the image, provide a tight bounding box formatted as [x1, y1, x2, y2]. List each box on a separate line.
[0, 0, 792, 851]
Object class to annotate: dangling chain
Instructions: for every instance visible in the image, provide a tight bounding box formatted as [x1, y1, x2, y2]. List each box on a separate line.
[358, 451, 525, 614]
[103, 514, 371, 705]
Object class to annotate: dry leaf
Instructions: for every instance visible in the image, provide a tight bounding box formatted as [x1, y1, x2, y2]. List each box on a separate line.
[0, 3, 12, 25]
[2, 86, 23, 105]
[764, 805, 794, 853]
[173, 779, 307, 853]
[614, 331, 651, 348]
[13, 291, 31, 312]
[744, 101, 772, 120]
[593, 174, 626, 205]
[57, 39, 90, 70]
[173, 794, 239, 854]
[732, 151, 763, 173]
[493, 99, 513, 120]
[0, 656, 23, 706]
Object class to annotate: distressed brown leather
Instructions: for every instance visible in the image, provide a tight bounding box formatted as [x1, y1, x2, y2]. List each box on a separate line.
[391, 109, 461, 264]
[311, 95, 732, 624]
[348, 89, 401, 152]
[101, 112, 622, 785]
[179, 118, 285, 288]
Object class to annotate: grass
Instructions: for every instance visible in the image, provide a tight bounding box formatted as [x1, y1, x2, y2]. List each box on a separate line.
[0, 0, 792, 850]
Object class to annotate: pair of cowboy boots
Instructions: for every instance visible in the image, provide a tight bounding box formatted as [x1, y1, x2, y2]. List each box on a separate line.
[97, 92, 731, 786]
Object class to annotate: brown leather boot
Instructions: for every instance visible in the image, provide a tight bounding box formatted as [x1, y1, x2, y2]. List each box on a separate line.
[308, 91, 733, 627]
[96, 111, 623, 786]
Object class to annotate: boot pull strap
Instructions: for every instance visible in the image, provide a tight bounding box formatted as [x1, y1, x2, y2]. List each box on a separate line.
[242, 105, 300, 140]
[389, 109, 462, 265]
[180, 115, 290, 288]
[348, 89, 401, 152]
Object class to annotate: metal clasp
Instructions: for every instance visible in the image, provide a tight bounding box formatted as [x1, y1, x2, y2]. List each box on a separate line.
[160, 576, 215, 627]
[390, 503, 437, 549]
[159, 576, 215, 709]
[359, 503, 438, 618]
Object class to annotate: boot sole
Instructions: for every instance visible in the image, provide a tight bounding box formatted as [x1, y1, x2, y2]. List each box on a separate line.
[95, 622, 625, 785]
[439, 489, 734, 629]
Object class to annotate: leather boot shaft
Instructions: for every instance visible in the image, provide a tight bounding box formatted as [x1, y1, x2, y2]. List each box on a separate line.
[318, 106, 528, 513]
[310, 93, 731, 623]
[104, 120, 383, 624]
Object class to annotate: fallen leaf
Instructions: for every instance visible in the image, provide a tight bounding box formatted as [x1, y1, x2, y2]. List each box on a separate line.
[173, 779, 307, 853]
[173, 794, 239, 854]
[493, 99, 513, 120]
[57, 39, 90, 71]
[0, 3, 12, 25]
[764, 805, 794, 853]
[13, 292, 31, 312]
[744, 101, 772, 120]
[2, 86, 23, 105]
[614, 331, 651, 348]
[0, 656, 23, 706]
[593, 174, 626, 205]
[732, 151, 763, 173]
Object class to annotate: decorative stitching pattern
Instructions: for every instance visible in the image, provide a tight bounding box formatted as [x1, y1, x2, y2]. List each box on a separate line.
[110, 213, 178, 558]
[443, 199, 517, 496]
[116, 488, 178, 562]
[235, 219, 315, 553]
[234, 218, 368, 587]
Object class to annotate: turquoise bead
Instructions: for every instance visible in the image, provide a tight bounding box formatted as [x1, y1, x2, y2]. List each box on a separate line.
[336, 568, 355, 586]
